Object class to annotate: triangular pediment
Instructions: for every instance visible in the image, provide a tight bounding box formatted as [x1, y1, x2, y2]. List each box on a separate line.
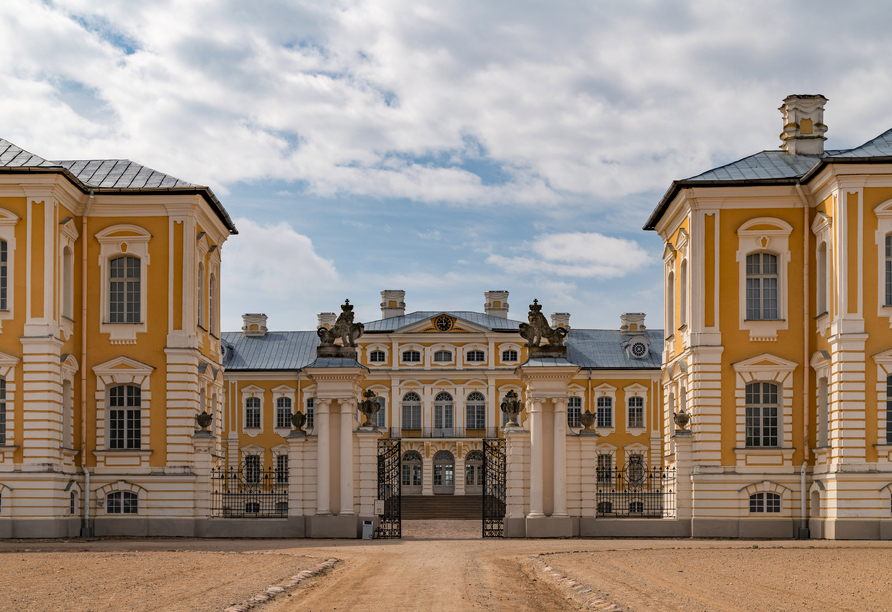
[92, 356, 154, 376]
[732, 353, 798, 373]
[398, 313, 490, 334]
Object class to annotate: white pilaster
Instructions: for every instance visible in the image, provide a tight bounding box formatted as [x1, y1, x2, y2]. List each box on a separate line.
[316, 400, 331, 515]
[528, 399, 545, 517]
[339, 399, 355, 515]
[552, 397, 568, 517]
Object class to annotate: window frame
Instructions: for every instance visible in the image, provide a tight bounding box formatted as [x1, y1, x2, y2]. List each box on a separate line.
[96, 224, 151, 343]
[745, 382, 779, 448]
[402, 350, 421, 363]
[745, 251, 780, 321]
[748, 492, 781, 514]
[0, 208, 20, 329]
[305, 397, 315, 430]
[369, 350, 386, 363]
[466, 350, 485, 363]
[276, 396, 292, 430]
[567, 396, 582, 428]
[466, 391, 486, 430]
[433, 350, 453, 363]
[596, 396, 613, 429]
[106, 490, 139, 515]
[736, 217, 792, 341]
[107, 384, 142, 450]
[401, 392, 422, 430]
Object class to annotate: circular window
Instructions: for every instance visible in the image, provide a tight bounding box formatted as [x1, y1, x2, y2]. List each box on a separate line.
[630, 341, 648, 359]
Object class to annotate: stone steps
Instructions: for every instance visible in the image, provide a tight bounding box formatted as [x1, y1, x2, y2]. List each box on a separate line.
[401, 495, 483, 520]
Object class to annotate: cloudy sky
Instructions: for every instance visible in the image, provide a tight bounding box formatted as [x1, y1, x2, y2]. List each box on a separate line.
[2, 0, 889, 332]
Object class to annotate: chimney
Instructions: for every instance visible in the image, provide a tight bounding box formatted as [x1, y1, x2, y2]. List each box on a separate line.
[779, 94, 828, 155]
[380, 290, 406, 319]
[242, 313, 268, 337]
[620, 313, 646, 335]
[484, 291, 509, 318]
[317, 312, 336, 329]
[551, 312, 570, 330]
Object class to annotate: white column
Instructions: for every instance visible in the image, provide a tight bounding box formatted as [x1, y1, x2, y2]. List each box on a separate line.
[552, 397, 568, 517]
[316, 400, 331, 515]
[528, 399, 545, 517]
[339, 400, 355, 515]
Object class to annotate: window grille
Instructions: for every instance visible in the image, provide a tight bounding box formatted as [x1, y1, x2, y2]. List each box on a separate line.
[276, 397, 292, 429]
[596, 396, 612, 428]
[402, 350, 421, 362]
[434, 392, 454, 430]
[746, 252, 779, 320]
[467, 350, 485, 362]
[745, 382, 779, 447]
[245, 454, 261, 484]
[596, 454, 612, 484]
[0, 240, 6, 310]
[434, 350, 452, 362]
[370, 350, 386, 362]
[305, 398, 314, 429]
[245, 397, 261, 429]
[466, 392, 486, 429]
[502, 350, 518, 361]
[107, 491, 138, 514]
[109, 256, 140, 323]
[567, 396, 582, 428]
[749, 492, 781, 513]
[275, 454, 289, 484]
[402, 392, 422, 429]
[628, 396, 644, 428]
[109, 384, 141, 449]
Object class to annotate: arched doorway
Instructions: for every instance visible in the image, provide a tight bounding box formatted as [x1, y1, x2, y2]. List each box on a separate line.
[402, 450, 422, 495]
[433, 450, 455, 494]
[465, 450, 483, 494]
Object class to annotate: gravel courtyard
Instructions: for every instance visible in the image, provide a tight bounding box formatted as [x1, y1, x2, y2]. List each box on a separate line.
[0, 523, 889, 612]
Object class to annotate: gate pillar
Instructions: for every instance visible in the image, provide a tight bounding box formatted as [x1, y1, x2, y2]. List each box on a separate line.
[192, 432, 215, 520]
[672, 430, 693, 521]
[356, 427, 383, 516]
[504, 426, 530, 537]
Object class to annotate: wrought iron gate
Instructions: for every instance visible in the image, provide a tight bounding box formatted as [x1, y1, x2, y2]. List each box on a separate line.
[482, 438, 506, 538]
[376, 438, 401, 538]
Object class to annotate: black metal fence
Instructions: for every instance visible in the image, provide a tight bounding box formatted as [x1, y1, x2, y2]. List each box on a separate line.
[595, 466, 676, 518]
[483, 438, 506, 537]
[211, 463, 288, 518]
[376, 438, 401, 538]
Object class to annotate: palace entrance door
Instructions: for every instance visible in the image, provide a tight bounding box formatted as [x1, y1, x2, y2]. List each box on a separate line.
[465, 450, 484, 494]
[432, 450, 455, 494]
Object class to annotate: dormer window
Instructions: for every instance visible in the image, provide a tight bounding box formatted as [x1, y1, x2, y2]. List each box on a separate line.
[467, 350, 485, 362]
[434, 350, 452, 362]
[370, 350, 386, 362]
[402, 351, 421, 362]
[502, 350, 518, 362]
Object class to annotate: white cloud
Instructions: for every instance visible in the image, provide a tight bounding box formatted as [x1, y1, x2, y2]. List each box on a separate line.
[220, 217, 338, 331]
[487, 232, 651, 278]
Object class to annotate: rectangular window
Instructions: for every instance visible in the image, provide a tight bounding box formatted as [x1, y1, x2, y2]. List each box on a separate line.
[276, 397, 292, 429]
[109, 385, 141, 450]
[275, 454, 288, 484]
[107, 491, 138, 514]
[246, 397, 261, 429]
[502, 350, 518, 362]
[0, 240, 7, 311]
[467, 351, 485, 362]
[466, 403, 486, 429]
[402, 351, 420, 362]
[245, 454, 261, 484]
[749, 492, 781, 513]
[596, 454, 612, 484]
[70, 491, 75, 515]
[745, 382, 779, 447]
[596, 397, 612, 428]
[746, 253, 779, 320]
[371, 399, 386, 428]
[370, 350, 386, 362]
[628, 396, 644, 428]
[567, 397, 581, 428]
[306, 398, 314, 429]
[402, 403, 422, 429]
[0, 378, 5, 445]
[887, 376, 892, 445]
[109, 256, 141, 324]
[886, 235, 892, 306]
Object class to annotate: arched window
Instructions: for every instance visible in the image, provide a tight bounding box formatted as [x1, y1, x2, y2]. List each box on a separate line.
[680, 259, 688, 327]
[62, 246, 74, 319]
[817, 242, 828, 314]
[746, 252, 779, 320]
[209, 274, 216, 334]
[467, 350, 485, 362]
[402, 450, 422, 493]
[502, 349, 518, 362]
[401, 392, 421, 430]
[434, 350, 452, 362]
[197, 263, 204, 328]
[369, 350, 386, 362]
[466, 392, 486, 430]
[402, 350, 421, 362]
[245, 396, 261, 429]
[108, 384, 141, 449]
[745, 382, 778, 447]
[276, 397, 292, 429]
[465, 450, 484, 493]
[434, 392, 454, 434]
[106, 491, 138, 514]
[567, 396, 582, 428]
[109, 256, 141, 323]
[749, 492, 781, 513]
[628, 396, 644, 428]
[666, 271, 675, 336]
[0, 378, 6, 445]
[596, 396, 612, 428]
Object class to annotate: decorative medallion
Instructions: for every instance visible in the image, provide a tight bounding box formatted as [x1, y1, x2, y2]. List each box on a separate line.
[434, 315, 454, 332]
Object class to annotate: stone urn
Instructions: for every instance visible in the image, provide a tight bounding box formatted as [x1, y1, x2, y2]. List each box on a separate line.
[358, 389, 382, 428]
[291, 410, 307, 434]
[674, 409, 690, 432]
[195, 410, 213, 433]
[500, 390, 523, 427]
[579, 409, 596, 432]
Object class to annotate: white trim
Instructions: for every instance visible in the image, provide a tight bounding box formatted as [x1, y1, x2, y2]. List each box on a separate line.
[623, 383, 648, 435]
[96, 224, 151, 344]
[593, 383, 616, 436]
[0, 208, 20, 331]
[873, 198, 892, 327]
[736, 217, 792, 341]
[240, 384, 265, 437]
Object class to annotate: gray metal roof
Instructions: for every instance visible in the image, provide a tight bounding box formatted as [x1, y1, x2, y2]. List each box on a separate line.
[304, 358, 367, 369]
[519, 357, 576, 368]
[221, 325, 664, 371]
[363, 311, 525, 332]
[0, 138, 236, 233]
[645, 128, 892, 231]
[221, 331, 319, 371]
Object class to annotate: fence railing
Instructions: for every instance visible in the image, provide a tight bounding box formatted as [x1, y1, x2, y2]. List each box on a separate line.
[596, 466, 675, 518]
[389, 427, 500, 439]
[212, 464, 288, 518]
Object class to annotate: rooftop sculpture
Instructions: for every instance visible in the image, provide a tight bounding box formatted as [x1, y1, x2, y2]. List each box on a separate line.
[518, 299, 568, 357]
[316, 299, 365, 358]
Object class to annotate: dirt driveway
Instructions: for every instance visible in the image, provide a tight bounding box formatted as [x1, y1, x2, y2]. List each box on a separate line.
[0, 521, 890, 612]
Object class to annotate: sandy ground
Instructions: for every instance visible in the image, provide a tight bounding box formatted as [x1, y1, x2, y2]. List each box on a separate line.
[0, 521, 889, 612]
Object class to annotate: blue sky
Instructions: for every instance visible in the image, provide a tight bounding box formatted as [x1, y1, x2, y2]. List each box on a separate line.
[2, 0, 891, 332]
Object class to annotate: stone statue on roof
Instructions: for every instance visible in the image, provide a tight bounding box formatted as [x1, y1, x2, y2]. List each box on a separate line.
[318, 300, 364, 347]
[519, 299, 568, 350]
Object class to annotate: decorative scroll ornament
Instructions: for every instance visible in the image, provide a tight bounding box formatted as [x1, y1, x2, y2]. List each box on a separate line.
[317, 299, 365, 347]
[518, 299, 568, 356]
[358, 389, 383, 428]
[500, 390, 523, 427]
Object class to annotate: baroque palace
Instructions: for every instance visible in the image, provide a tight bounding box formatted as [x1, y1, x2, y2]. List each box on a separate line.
[0, 93, 889, 539]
